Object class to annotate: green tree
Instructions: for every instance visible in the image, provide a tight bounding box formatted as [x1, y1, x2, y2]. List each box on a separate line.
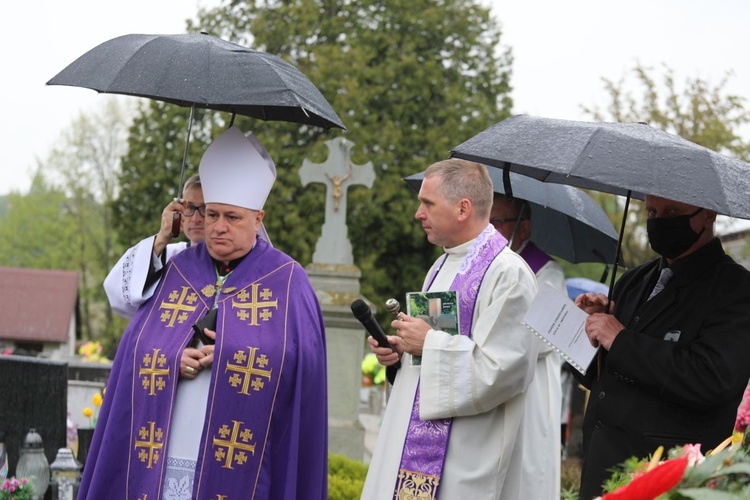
[0, 99, 133, 346]
[45, 98, 133, 344]
[112, 101, 214, 247]
[0, 173, 81, 270]
[44, 97, 130, 343]
[115, 0, 514, 322]
[579, 63, 750, 271]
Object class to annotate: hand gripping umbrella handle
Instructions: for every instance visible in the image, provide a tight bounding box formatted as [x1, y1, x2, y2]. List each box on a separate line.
[170, 212, 182, 238]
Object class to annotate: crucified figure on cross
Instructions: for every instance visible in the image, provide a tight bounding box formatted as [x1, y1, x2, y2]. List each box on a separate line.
[325, 171, 351, 211]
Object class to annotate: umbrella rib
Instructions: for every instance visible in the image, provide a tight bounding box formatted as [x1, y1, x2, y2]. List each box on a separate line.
[104, 36, 164, 97]
[257, 57, 316, 110]
[569, 127, 602, 181]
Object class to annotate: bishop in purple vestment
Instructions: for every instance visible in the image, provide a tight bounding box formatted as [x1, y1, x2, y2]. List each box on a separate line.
[80, 126, 328, 500]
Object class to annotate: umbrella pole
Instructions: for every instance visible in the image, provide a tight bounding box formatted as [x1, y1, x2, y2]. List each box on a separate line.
[177, 104, 196, 197]
[170, 104, 196, 238]
[607, 190, 632, 305]
[502, 162, 514, 199]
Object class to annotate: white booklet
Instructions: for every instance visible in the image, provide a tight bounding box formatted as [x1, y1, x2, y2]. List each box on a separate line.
[522, 282, 598, 375]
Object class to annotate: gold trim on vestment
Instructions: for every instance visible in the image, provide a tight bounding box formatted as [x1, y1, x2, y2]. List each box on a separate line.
[212, 420, 257, 469]
[394, 468, 440, 500]
[226, 346, 273, 396]
[134, 421, 164, 469]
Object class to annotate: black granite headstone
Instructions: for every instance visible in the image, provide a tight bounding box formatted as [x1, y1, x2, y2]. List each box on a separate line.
[0, 355, 67, 482]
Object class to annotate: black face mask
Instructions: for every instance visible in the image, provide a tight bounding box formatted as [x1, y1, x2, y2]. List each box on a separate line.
[646, 208, 704, 259]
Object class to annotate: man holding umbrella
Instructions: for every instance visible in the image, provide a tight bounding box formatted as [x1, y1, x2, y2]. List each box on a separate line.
[575, 194, 750, 499]
[79, 126, 328, 500]
[103, 174, 206, 318]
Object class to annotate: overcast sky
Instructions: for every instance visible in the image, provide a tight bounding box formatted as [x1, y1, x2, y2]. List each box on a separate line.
[4, 0, 750, 224]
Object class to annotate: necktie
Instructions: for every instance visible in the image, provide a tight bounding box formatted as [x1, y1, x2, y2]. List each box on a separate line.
[648, 267, 674, 301]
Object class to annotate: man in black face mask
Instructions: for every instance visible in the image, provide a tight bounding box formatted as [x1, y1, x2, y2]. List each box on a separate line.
[573, 194, 750, 500]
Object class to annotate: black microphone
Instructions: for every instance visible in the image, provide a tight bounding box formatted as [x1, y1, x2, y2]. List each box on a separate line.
[351, 299, 401, 370]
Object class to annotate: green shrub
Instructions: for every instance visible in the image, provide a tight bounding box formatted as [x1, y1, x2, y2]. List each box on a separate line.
[326, 452, 584, 499]
[328, 453, 368, 500]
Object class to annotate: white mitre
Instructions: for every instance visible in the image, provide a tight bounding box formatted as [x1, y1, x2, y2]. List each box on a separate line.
[199, 125, 276, 244]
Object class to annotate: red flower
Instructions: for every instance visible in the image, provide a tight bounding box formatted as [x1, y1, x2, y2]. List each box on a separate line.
[603, 456, 689, 500]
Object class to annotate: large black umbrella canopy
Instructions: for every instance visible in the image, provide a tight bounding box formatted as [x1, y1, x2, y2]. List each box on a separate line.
[48, 32, 345, 237]
[451, 114, 750, 299]
[404, 169, 621, 265]
[451, 114, 750, 219]
[47, 32, 346, 130]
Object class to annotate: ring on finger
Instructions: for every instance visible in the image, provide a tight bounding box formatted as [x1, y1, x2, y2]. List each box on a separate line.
[185, 365, 197, 374]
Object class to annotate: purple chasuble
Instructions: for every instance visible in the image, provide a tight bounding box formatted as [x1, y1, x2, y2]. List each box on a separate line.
[78, 239, 328, 500]
[393, 225, 508, 499]
[519, 240, 553, 274]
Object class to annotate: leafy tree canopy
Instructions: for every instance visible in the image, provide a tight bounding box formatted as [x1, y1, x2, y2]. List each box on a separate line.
[115, 0, 514, 319]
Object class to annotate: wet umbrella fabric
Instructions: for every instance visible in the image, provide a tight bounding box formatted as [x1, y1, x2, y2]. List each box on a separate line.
[47, 32, 345, 130]
[404, 169, 620, 264]
[47, 32, 345, 237]
[451, 114, 750, 298]
[451, 114, 750, 219]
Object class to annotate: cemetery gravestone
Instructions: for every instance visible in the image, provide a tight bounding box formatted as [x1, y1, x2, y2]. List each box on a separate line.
[0, 355, 67, 489]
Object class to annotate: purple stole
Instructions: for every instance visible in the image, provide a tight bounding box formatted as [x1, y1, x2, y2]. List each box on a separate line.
[519, 240, 553, 275]
[393, 225, 508, 499]
[92, 241, 312, 499]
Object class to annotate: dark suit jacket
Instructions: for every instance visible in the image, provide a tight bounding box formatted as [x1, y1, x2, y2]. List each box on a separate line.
[575, 238, 750, 499]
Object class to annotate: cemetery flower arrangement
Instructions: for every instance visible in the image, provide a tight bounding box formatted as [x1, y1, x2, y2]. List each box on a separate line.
[77, 341, 109, 362]
[595, 435, 750, 499]
[593, 389, 750, 499]
[0, 476, 34, 500]
[82, 391, 103, 428]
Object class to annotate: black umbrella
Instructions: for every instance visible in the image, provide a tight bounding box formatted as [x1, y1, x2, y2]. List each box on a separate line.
[450, 114, 750, 297]
[46, 32, 345, 130]
[47, 32, 345, 236]
[404, 170, 621, 266]
[451, 114, 750, 218]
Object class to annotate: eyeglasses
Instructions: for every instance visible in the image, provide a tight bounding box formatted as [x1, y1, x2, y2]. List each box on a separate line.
[490, 217, 527, 226]
[184, 204, 206, 217]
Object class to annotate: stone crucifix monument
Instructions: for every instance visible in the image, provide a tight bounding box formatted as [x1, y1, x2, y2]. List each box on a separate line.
[299, 137, 377, 461]
[299, 136, 375, 265]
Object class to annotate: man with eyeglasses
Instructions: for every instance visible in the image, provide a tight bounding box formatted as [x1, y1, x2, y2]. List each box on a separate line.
[491, 193, 564, 500]
[104, 174, 206, 318]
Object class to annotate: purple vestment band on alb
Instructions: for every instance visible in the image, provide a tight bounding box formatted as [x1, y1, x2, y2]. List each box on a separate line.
[519, 240, 553, 274]
[393, 225, 507, 499]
